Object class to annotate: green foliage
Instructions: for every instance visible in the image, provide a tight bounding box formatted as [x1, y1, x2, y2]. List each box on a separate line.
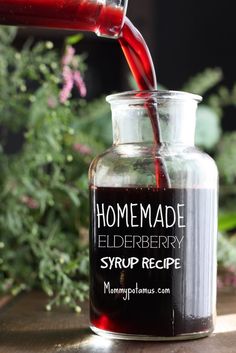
[66, 33, 83, 45]
[218, 233, 236, 269]
[219, 212, 236, 233]
[216, 133, 236, 184]
[208, 85, 236, 117]
[182, 67, 223, 96]
[77, 97, 111, 145]
[0, 26, 17, 44]
[195, 105, 222, 150]
[0, 27, 108, 309]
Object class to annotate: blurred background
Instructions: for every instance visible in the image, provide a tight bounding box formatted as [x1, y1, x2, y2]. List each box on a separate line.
[16, 0, 236, 97]
[0, 0, 236, 309]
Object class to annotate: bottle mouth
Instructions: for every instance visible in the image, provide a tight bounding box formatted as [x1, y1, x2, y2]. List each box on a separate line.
[97, 0, 129, 38]
[106, 90, 203, 105]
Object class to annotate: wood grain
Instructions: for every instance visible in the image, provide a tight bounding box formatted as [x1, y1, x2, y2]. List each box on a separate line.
[0, 291, 236, 353]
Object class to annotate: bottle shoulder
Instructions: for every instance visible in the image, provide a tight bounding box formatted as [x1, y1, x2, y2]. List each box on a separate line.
[90, 144, 217, 165]
[177, 146, 218, 172]
[89, 147, 115, 179]
[89, 144, 218, 188]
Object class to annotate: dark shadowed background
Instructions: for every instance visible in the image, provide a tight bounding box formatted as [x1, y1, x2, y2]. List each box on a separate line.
[15, 1, 235, 91]
[10, 0, 236, 146]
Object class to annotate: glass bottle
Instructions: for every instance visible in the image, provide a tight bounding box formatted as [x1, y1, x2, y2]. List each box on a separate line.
[0, 0, 128, 38]
[89, 90, 218, 341]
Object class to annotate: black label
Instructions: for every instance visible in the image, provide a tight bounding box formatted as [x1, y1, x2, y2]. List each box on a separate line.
[90, 186, 216, 336]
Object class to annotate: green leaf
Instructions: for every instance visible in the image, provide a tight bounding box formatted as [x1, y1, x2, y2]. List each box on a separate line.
[195, 105, 222, 150]
[182, 68, 223, 95]
[219, 212, 236, 232]
[66, 34, 83, 45]
[216, 132, 236, 184]
[0, 27, 17, 45]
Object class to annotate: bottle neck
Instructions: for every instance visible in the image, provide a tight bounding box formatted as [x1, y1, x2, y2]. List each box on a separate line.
[111, 101, 197, 147]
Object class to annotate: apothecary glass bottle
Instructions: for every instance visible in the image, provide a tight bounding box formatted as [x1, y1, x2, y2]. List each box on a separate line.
[89, 91, 218, 341]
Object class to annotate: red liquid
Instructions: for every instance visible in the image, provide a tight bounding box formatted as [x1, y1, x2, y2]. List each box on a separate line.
[119, 19, 169, 188]
[90, 186, 216, 337]
[119, 18, 157, 91]
[0, 0, 124, 37]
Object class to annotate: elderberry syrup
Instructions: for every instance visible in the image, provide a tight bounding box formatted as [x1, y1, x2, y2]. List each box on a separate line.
[89, 91, 218, 341]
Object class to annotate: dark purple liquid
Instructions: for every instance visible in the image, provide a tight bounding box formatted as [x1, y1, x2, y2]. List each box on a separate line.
[90, 186, 216, 337]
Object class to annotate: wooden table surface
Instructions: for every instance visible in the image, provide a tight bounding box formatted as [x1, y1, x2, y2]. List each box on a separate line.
[0, 291, 236, 353]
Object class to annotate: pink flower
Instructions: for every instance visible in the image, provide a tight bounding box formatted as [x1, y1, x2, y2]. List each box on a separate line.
[73, 71, 87, 97]
[59, 46, 87, 104]
[21, 196, 39, 210]
[61, 45, 75, 66]
[59, 68, 87, 103]
[73, 143, 92, 155]
[59, 66, 74, 104]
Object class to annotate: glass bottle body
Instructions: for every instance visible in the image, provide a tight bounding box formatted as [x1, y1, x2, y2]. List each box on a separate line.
[0, 0, 128, 37]
[89, 91, 218, 340]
